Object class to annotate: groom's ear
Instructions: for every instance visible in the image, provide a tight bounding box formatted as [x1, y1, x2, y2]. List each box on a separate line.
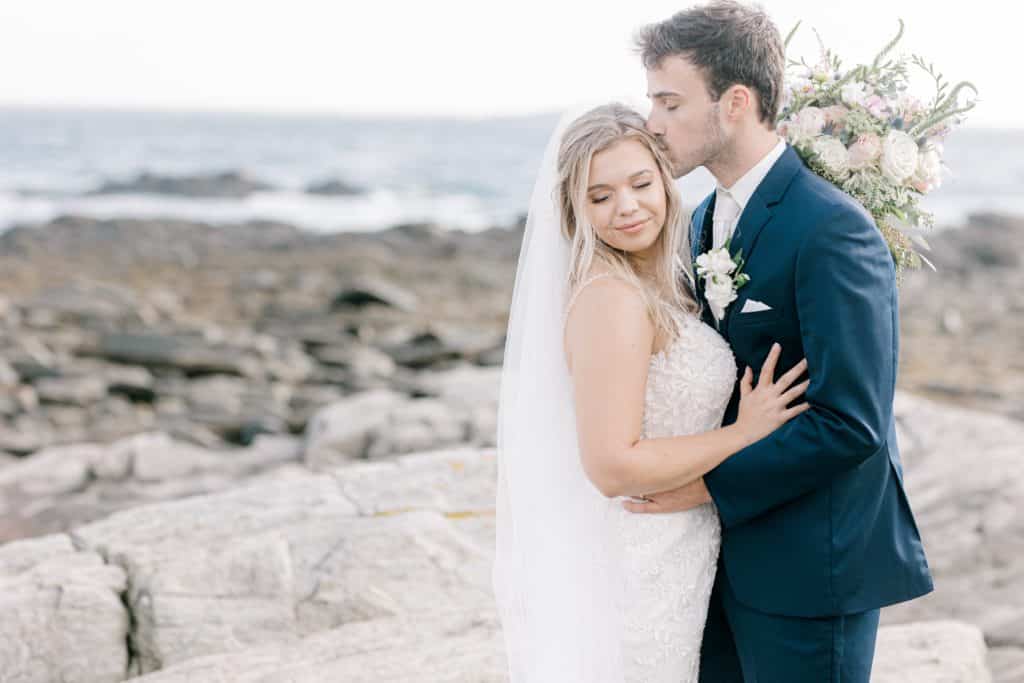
[721, 84, 756, 122]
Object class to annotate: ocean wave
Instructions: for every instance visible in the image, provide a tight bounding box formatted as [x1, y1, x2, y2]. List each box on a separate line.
[0, 188, 519, 234]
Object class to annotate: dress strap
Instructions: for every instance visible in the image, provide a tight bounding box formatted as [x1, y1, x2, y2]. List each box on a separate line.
[564, 271, 648, 325]
[565, 272, 615, 320]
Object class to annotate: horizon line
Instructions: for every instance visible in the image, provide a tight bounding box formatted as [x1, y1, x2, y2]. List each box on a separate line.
[0, 102, 1017, 131]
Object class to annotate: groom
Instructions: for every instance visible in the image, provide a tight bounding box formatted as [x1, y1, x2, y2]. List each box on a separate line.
[621, 1, 934, 681]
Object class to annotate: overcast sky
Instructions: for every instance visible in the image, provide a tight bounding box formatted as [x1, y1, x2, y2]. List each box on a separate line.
[0, 0, 1013, 127]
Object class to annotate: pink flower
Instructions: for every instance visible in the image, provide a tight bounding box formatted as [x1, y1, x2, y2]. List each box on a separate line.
[822, 105, 850, 131]
[847, 133, 882, 171]
[864, 95, 889, 120]
[791, 107, 827, 140]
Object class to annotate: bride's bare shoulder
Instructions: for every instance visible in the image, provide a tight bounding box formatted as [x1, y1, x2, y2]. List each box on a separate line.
[563, 267, 653, 368]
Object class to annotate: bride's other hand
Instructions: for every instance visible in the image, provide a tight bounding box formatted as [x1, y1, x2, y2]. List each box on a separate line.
[734, 342, 810, 445]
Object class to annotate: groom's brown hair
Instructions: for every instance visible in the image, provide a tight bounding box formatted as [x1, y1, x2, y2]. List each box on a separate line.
[633, 0, 784, 126]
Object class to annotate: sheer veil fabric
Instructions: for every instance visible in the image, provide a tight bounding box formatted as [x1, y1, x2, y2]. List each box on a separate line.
[493, 96, 650, 681]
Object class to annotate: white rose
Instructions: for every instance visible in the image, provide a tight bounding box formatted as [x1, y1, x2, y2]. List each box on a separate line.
[847, 133, 882, 171]
[812, 137, 851, 177]
[840, 82, 868, 107]
[696, 248, 737, 277]
[704, 274, 737, 321]
[791, 107, 826, 141]
[912, 142, 943, 192]
[880, 130, 920, 184]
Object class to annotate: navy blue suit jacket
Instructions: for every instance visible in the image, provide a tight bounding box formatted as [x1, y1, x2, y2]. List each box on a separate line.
[690, 145, 933, 618]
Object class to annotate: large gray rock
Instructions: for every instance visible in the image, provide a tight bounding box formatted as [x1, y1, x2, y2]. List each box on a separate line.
[873, 621, 992, 683]
[91, 170, 274, 198]
[0, 533, 129, 683]
[129, 610, 505, 683]
[67, 462, 490, 675]
[303, 389, 488, 466]
[365, 398, 469, 458]
[302, 389, 408, 467]
[0, 442, 103, 495]
[305, 178, 365, 196]
[87, 331, 262, 377]
[884, 393, 1024, 680]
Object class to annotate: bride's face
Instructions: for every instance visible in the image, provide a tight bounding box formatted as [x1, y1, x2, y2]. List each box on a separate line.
[644, 55, 728, 179]
[583, 138, 667, 257]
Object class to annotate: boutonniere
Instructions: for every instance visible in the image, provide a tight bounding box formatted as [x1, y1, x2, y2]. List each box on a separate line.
[694, 238, 750, 322]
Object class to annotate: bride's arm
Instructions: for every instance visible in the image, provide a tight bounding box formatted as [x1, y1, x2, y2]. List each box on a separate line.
[565, 277, 807, 499]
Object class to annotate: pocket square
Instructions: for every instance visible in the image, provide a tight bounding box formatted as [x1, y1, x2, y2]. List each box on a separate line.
[741, 299, 772, 313]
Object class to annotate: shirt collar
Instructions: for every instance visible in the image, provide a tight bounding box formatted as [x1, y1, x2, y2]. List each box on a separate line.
[716, 136, 786, 212]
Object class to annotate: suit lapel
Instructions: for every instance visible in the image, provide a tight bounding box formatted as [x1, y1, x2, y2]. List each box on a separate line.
[690, 193, 717, 328]
[721, 145, 805, 333]
[722, 196, 772, 332]
[690, 192, 715, 264]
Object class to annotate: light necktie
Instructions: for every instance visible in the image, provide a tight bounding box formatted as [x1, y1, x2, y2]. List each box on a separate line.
[712, 189, 740, 251]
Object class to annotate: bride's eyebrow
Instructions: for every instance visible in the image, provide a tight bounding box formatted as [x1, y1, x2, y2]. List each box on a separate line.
[587, 170, 654, 192]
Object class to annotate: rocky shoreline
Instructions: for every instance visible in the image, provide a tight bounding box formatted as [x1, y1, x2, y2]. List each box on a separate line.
[1, 209, 1019, 456]
[0, 210, 1020, 681]
[0, 394, 1014, 681]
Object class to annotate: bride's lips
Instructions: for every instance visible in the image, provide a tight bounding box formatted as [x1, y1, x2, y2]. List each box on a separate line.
[615, 218, 648, 233]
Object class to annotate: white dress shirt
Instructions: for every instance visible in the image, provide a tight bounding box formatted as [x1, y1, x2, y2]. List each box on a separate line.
[712, 136, 787, 250]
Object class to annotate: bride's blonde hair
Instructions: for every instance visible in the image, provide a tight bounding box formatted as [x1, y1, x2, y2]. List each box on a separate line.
[557, 102, 699, 341]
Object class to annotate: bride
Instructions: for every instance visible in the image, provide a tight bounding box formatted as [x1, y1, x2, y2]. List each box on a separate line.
[492, 102, 809, 682]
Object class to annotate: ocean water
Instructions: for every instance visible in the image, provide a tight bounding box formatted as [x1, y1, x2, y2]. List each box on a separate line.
[1, 107, 1022, 234]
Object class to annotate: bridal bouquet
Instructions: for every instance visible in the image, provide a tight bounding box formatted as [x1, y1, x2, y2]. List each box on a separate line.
[777, 20, 978, 277]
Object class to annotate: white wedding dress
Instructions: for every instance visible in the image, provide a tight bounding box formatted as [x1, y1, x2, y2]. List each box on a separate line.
[571, 273, 738, 683]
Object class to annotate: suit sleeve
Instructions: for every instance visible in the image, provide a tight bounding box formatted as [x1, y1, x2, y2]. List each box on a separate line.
[703, 204, 898, 529]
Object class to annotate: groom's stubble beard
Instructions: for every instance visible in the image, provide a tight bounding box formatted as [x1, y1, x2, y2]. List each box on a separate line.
[667, 102, 731, 179]
[694, 102, 732, 176]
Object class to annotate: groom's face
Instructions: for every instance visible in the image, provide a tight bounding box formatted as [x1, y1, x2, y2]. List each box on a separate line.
[644, 56, 728, 179]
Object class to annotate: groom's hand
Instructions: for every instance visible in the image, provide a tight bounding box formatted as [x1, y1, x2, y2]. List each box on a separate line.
[621, 478, 712, 514]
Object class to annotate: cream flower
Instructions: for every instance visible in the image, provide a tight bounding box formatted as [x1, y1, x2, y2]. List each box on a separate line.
[880, 130, 920, 184]
[813, 137, 851, 177]
[912, 141, 943, 193]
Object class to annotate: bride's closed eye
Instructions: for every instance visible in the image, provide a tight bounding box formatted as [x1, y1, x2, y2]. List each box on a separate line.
[591, 182, 652, 204]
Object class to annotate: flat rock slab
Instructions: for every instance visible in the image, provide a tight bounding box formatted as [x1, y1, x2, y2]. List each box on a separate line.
[69, 460, 492, 675]
[873, 620, 992, 683]
[887, 393, 1024, 681]
[130, 610, 506, 683]
[0, 533, 129, 683]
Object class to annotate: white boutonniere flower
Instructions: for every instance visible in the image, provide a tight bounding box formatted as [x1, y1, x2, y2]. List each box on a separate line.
[695, 239, 750, 322]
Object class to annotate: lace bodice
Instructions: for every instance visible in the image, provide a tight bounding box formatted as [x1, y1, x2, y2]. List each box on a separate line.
[566, 271, 737, 683]
[643, 308, 737, 439]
